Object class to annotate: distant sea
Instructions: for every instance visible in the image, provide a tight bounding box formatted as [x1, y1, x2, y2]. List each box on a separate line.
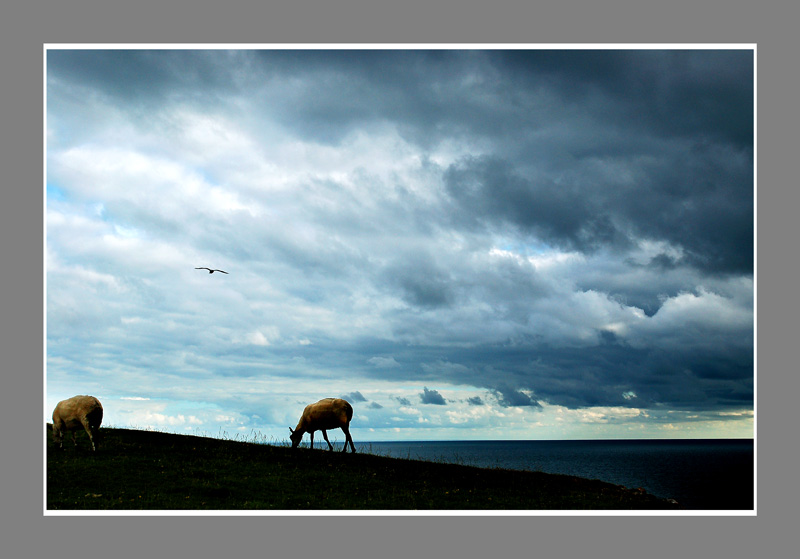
[356, 439, 754, 510]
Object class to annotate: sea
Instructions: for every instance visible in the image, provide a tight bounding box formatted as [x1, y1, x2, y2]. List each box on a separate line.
[355, 439, 754, 510]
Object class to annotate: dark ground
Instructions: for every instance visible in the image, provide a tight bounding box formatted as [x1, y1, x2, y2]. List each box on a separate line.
[46, 426, 683, 511]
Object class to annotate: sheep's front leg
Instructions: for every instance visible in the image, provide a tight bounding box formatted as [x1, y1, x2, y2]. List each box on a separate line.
[321, 430, 334, 451]
[53, 427, 64, 449]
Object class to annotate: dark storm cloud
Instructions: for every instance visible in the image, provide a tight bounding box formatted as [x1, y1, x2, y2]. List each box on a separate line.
[47, 50, 245, 104]
[246, 49, 753, 168]
[491, 384, 542, 408]
[482, 50, 753, 275]
[467, 396, 484, 406]
[420, 387, 447, 405]
[443, 155, 631, 253]
[492, 50, 753, 146]
[616, 142, 753, 274]
[444, 143, 753, 275]
[383, 252, 456, 309]
[345, 326, 752, 412]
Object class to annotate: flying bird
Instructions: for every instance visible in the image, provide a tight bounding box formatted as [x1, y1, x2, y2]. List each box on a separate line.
[195, 267, 228, 274]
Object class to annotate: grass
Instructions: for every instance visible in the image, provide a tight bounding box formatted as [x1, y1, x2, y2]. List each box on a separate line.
[46, 426, 681, 511]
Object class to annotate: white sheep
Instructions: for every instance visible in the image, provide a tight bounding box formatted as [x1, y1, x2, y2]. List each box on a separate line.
[52, 395, 103, 451]
[289, 397, 356, 452]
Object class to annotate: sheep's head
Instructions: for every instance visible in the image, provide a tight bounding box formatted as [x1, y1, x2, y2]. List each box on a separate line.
[289, 427, 302, 449]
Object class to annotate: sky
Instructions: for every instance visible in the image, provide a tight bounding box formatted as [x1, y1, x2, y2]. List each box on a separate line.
[45, 47, 755, 443]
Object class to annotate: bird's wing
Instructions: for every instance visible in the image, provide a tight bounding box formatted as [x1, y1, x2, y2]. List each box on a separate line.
[218, 270, 229, 274]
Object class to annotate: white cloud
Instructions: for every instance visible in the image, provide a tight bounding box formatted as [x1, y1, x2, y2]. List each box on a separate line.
[242, 327, 281, 347]
[628, 282, 754, 349]
[398, 406, 421, 416]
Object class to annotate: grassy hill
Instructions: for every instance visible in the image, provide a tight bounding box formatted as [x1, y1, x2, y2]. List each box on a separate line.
[46, 426, 681, 511]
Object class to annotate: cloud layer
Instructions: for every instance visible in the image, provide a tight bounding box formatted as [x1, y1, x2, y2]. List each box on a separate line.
[46, 48, 754, 441]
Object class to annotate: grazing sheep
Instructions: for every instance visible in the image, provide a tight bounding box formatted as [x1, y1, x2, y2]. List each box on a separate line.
[52, 395, 103, 451]
[289, 397, 356, 453]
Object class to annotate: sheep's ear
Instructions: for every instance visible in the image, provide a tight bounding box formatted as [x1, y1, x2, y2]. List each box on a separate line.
[289, 427, 294, 434]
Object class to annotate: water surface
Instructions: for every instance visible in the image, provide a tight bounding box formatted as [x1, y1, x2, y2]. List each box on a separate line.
[356, 439, 754, 510]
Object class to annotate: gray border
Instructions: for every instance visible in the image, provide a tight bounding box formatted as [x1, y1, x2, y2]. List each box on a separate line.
[4, 0, 789, 557]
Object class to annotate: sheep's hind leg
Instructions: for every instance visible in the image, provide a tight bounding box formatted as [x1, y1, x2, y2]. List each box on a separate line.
[342, 425, 355, 453]
[81, 419, 97, 451]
